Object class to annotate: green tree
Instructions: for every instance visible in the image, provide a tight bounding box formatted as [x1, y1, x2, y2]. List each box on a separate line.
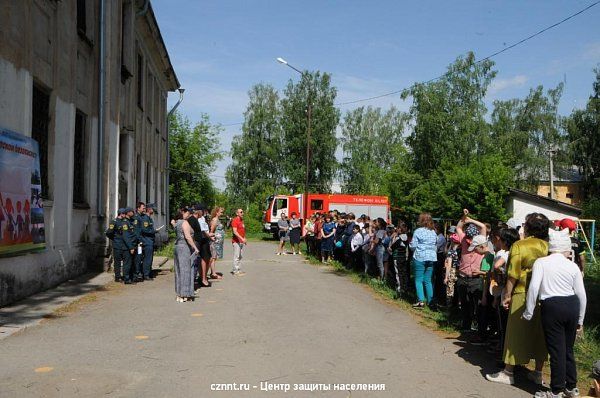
[280, 71, 340, 193]
[491, 84, 566, 190]
[399, 154, 513, 221]
[402, 52, 497, 177]
[339, 106, 407, 194]
[226, 83, 283, 210]
[169, 111, 223, 216]
[566, 66, 600, 199]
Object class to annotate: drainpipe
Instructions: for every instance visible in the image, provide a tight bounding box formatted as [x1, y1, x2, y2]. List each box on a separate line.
[136, 0, 150, 17]
[166, 88, 184, 218]
[96, 0, 106, 218]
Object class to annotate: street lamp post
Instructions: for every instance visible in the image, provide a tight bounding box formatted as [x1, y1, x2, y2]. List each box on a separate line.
[277, 57, 311, 195]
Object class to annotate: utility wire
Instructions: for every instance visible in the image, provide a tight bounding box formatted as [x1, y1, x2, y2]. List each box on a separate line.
[336, 1, 600, 106]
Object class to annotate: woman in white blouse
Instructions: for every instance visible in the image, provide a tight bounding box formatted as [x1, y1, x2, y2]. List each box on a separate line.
[523, 228, 587, 398]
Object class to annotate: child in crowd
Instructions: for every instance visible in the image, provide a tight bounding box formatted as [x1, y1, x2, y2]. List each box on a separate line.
[320, 215, 336, 263]
[489, 228, 520, 356]
[391, 222, 410, 295]
[469, 234, 494, 345]
[584, 360, 600, 397]
[350, 224, 364, 272]
[362, 221, 373, 275]
[444, 233, 461, 307]
[383, 225, 393, 281]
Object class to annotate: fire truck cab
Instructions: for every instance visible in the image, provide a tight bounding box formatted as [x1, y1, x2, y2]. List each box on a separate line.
[263, 193, 390, 236]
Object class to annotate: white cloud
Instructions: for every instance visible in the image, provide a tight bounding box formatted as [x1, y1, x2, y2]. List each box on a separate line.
[489, 75, 528, 95]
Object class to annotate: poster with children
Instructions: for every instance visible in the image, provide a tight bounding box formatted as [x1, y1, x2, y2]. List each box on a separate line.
[0, 127, 46, 257]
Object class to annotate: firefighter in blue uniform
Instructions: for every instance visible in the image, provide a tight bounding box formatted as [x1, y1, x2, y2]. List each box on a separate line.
[105, 208, 126, 282]
[122, 207, 137, 284]
[135, 202, 156, 280]
[132, 202, 146, 282]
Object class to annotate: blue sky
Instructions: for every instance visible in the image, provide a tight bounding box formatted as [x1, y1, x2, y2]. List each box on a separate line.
[152, 0, 600, 189]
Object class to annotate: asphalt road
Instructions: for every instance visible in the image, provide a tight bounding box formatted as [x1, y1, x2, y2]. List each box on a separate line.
[0, 241, 531, 397]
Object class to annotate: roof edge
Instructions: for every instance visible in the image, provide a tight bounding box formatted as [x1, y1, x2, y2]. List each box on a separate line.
[144, 1, 180, 91]
[508, 188, 582, 214]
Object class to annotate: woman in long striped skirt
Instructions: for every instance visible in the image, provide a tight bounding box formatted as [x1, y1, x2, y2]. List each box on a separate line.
[173, 207, 198, 302]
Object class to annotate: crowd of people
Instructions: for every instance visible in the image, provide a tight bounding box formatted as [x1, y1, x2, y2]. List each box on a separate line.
[277, 208, 591, 398]
[106, 202, 595, 396]
[169, 205, 246, 303]
[105, 202, 160, 284]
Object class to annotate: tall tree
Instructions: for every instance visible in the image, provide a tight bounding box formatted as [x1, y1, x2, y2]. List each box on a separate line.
[402, 52, 497, 177]
[339, 106, 407, 194]
[226, 83, 283, 210]
[280, 71, 340, 193]
[566, 66, 600, 199]
[169, 111, 223, 216]
[491, 84, 566, 189]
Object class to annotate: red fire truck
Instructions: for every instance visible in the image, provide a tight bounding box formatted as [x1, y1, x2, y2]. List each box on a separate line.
[263, 193, 390, 235]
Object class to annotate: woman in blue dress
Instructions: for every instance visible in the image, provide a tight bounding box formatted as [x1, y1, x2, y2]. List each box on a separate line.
[320, 215, 336, 263]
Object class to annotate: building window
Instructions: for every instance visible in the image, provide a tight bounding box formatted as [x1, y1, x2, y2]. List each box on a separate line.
[32, 84, 50, 199]
[135, 154, 141, 201]
[77, 0, 87, 36]
[73, 110, 87, 205]
[146, 72, 154, 122]
[566, 193, 574, 199]
[136, 53, 143, 109]
[145, 162, 151, 202]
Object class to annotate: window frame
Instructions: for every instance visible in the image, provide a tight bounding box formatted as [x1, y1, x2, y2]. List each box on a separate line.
[73, 109, 88, 207]
[310, 199, 324, 210]
[31, 84, 51, 200]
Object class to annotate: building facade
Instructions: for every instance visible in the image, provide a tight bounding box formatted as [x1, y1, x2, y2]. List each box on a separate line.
[536, 166, 584, 206]
[507, 188, 582, 225]
[0, 0, 179, 306]
[536, 182, 583, 207]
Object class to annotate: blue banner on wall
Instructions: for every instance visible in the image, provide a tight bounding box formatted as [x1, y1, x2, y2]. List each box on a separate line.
[0, 127, 46, 257]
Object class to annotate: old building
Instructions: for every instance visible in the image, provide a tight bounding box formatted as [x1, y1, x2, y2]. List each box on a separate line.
[536, 166, 584, 207]
[0, 0, 179, 306]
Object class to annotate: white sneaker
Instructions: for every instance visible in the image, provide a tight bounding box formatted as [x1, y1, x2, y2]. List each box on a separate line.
[564, 388, 580, 398]
[276, 253, 281, 256]
[292, 252, 296, 255]
[527, 371, 546, 386]
[486, 371, 514, 385]
[534, 391, 564, 397]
